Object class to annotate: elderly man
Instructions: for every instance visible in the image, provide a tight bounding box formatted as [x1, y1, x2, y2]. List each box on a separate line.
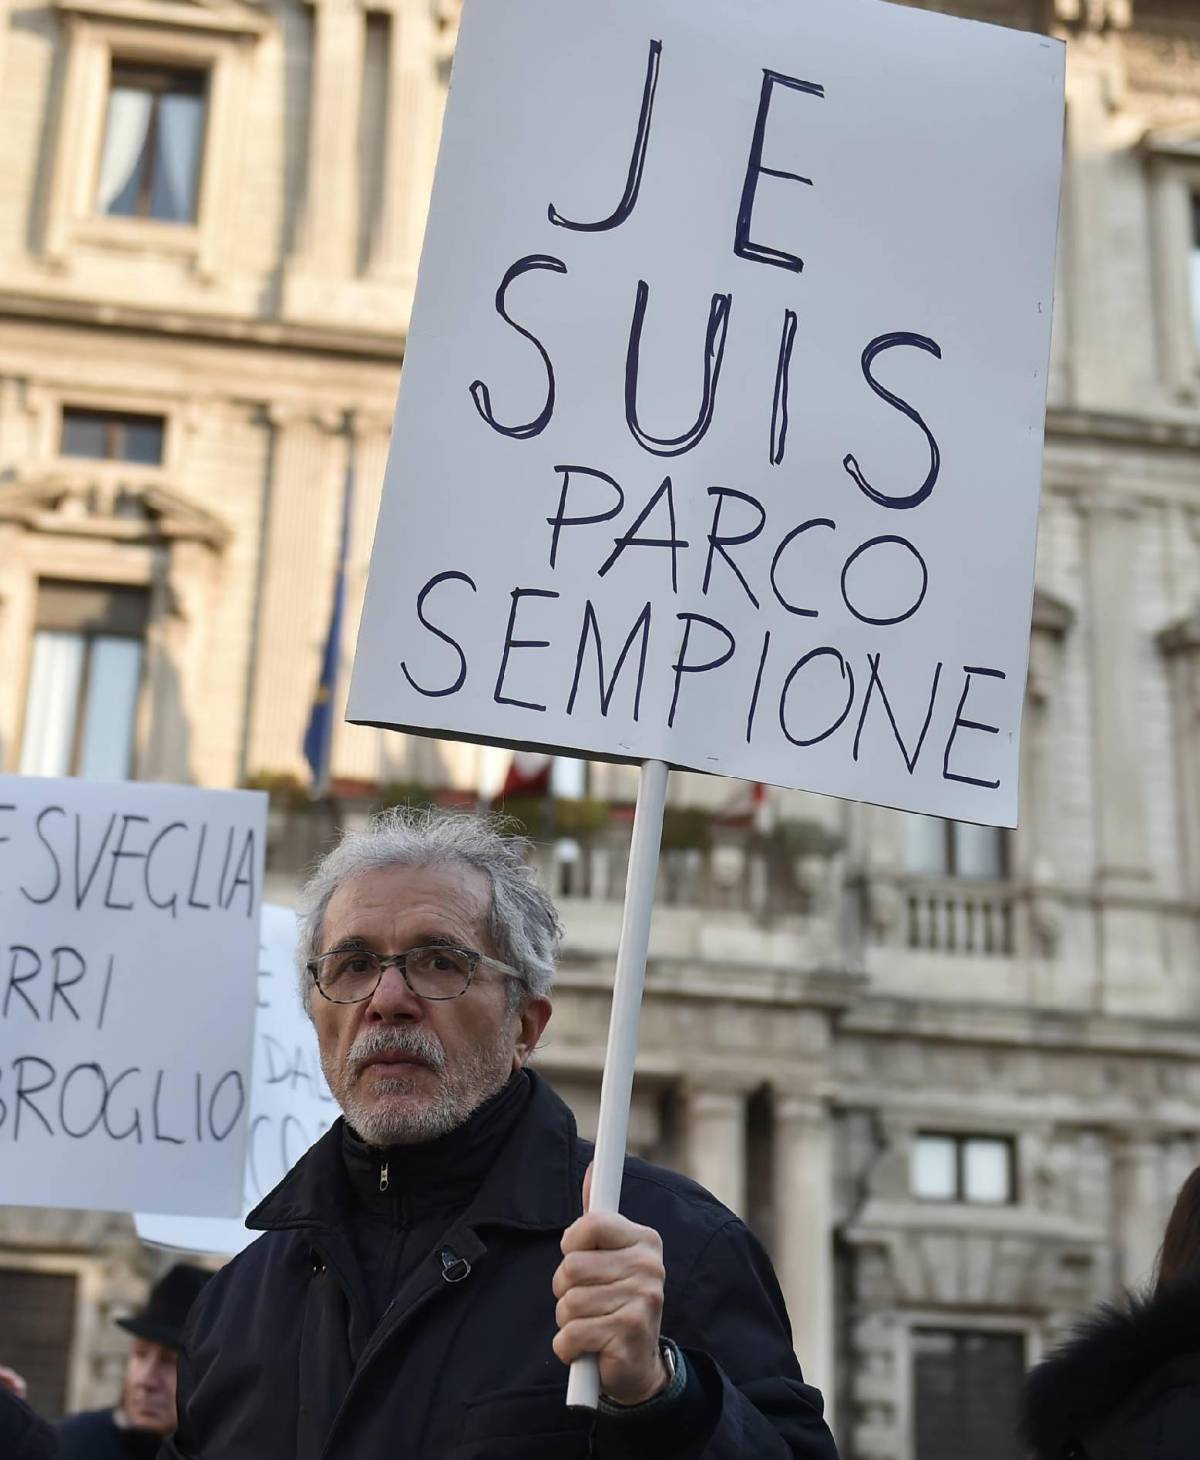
[60, 1264, 212, 1459]
[168, 808, 838, 1459]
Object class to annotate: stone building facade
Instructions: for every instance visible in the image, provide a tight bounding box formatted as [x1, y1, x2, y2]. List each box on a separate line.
[2, 0, 1200, 1456]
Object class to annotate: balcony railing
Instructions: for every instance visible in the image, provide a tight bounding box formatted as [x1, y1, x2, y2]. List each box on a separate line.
[261, 796, 836, 921]
[903, 877, 1015, 956]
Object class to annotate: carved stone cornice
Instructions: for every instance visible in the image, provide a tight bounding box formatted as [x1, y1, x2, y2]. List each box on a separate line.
[1054, 0, 1131, 33]
[0, 470, 231, 549]
[55, 0, 271, 36]
[1158, 608, 1200, 658]
[1142, 120, 1200, 163]
[1029, 588, 1075, 708]
[1032, 587, 1075, 639]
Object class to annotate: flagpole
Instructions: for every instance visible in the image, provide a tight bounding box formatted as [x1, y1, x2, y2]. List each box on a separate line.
[567, 757, 669, 1409]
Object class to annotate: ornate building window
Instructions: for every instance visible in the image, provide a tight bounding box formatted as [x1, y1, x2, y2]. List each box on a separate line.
[911, 1328, 1025, 1460]
[911, 1133, 1016, 1205]
[61, 405, 165, 465]
[18, 580, 148, 781]
[97, 62, 208, 224]
[42, 0, 265, 280]
[903, 816, 1007, 882]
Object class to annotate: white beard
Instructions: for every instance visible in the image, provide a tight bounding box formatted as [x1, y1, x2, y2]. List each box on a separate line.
[323, 1023, 515, 1145]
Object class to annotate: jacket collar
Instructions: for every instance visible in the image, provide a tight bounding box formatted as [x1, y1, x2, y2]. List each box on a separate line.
[246, 1068, 584, 1237]
[1023, 1275, 1200, 1457]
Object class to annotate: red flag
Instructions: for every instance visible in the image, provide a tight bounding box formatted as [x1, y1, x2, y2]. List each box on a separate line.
[501, 751, 553, 798]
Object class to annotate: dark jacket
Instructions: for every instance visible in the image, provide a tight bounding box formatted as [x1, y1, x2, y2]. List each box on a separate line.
[0, 1388, 58, 1460]
[1023, 1277, 1200, 1459]
[59, 1407, 162, 1459]
[166, 1072, 838, 1460]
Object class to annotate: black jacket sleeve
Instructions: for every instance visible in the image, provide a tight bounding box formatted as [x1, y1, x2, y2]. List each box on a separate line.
[595, 1217, 839, 1460]
[1, 1390, 58, 1460]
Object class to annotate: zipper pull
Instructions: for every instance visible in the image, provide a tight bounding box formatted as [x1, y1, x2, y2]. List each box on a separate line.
[379, 1161, 389, 1193]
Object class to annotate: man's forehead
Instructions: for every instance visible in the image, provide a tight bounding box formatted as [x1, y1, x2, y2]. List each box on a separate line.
[325, 862, 492, 925]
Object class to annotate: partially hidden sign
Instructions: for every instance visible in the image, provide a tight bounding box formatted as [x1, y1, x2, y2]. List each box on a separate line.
[136, 904, 338, 1255]
[349, 0, 1065, 827]
[0, 775, 266, 1216]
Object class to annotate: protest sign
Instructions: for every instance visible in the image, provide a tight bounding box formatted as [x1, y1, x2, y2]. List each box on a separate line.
[348, 0, 1065, 830]
[136, 903, 337, 1255]
[0, 775, 265, 1216]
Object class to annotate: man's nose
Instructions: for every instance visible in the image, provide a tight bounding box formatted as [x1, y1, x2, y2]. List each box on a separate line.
[365, 961, 424, 1021]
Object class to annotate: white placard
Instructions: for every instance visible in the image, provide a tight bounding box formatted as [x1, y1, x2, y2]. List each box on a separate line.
[0, 775, 266, 1215]
[136, 904, 338, 1255]
[349, 0, 1065, 828]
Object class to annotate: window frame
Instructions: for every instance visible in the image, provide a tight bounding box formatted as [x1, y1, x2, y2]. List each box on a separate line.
[17, 581, 151, 781]
[60, 404, 167, 465]
[911, 1131, 1018, 1207]
[42, 0, 263, 281]
[903, 816, 1010, 882]
[99, 60, 209, 225]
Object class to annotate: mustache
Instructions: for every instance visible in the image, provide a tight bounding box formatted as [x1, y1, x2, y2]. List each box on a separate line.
[344, 1026, 447, 1076]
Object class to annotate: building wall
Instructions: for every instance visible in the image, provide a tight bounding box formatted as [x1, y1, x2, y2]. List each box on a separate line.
[1, 1, 1200, 1455]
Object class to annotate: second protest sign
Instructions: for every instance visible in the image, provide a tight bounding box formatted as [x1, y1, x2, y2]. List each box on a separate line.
[0, 775, 266, 1216]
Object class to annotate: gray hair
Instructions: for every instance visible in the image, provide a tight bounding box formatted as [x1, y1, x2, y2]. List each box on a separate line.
[297, 805, 561, 1010]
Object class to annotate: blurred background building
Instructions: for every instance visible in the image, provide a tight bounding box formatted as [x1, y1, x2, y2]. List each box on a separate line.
[1, 0, 1200, 1455]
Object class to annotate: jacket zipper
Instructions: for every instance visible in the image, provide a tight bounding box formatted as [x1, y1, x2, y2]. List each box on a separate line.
[379, 1161, 389, 1193]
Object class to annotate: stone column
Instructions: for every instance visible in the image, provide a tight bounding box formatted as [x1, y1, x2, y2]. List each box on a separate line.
[0, 0, 10, 107]
[1113, 1132, 1164, 1291]
[1159, 615, 1200, 896]
[332, 413, 391, 785]
[368, 0, 440, 287]
[245, 409, 340, 778]
[139, 539, 219, 784]
[1083, 500, 1167, 1012]
[1016, 591, 1074, 972]
[1085, 499, 1150, 888]
[290, 0, 366, 280]
[680, 1080, 749, 1218]
[773, 1090, 835, 1408]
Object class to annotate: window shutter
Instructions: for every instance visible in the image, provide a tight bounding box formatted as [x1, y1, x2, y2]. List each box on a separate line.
[913, 1328, 1025, 1460]
[0, 1268, 78, 1421]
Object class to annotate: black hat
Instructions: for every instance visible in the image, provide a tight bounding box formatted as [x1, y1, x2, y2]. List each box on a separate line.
[115, 1264, 213, 1352]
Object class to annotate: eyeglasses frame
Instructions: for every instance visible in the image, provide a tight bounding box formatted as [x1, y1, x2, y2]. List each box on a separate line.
[306, 943, 525, 1005]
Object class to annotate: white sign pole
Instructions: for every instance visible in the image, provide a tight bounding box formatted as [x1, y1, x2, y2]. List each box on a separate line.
[567, 756, 669, 1410]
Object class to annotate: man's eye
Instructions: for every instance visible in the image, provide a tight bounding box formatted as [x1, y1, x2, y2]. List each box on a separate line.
[330, 954, 373, 977]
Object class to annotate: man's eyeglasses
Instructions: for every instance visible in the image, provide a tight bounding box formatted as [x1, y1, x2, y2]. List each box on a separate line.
[306, 944, 523, 1005]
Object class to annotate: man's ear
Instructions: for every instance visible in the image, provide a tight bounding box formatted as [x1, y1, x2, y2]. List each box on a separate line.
[513, 996, 553, 1068]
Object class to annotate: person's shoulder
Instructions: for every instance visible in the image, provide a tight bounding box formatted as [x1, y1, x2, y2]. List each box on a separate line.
[59, 1407, 116, 1434]
[58, 1407, 118, 1454]
[575, 1141, 739, 1247]
[624, 1154, 735, 1232]
[187, 1230, 302, 1332]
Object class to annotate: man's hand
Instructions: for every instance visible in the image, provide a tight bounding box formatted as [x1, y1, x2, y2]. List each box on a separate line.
[552, 1165, 669, 1406]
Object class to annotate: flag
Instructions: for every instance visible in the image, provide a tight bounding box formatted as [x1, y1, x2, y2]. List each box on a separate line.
[501, 751, 553, 799]
[303, 455, 354, 797]
[721, 779, 773, 833]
